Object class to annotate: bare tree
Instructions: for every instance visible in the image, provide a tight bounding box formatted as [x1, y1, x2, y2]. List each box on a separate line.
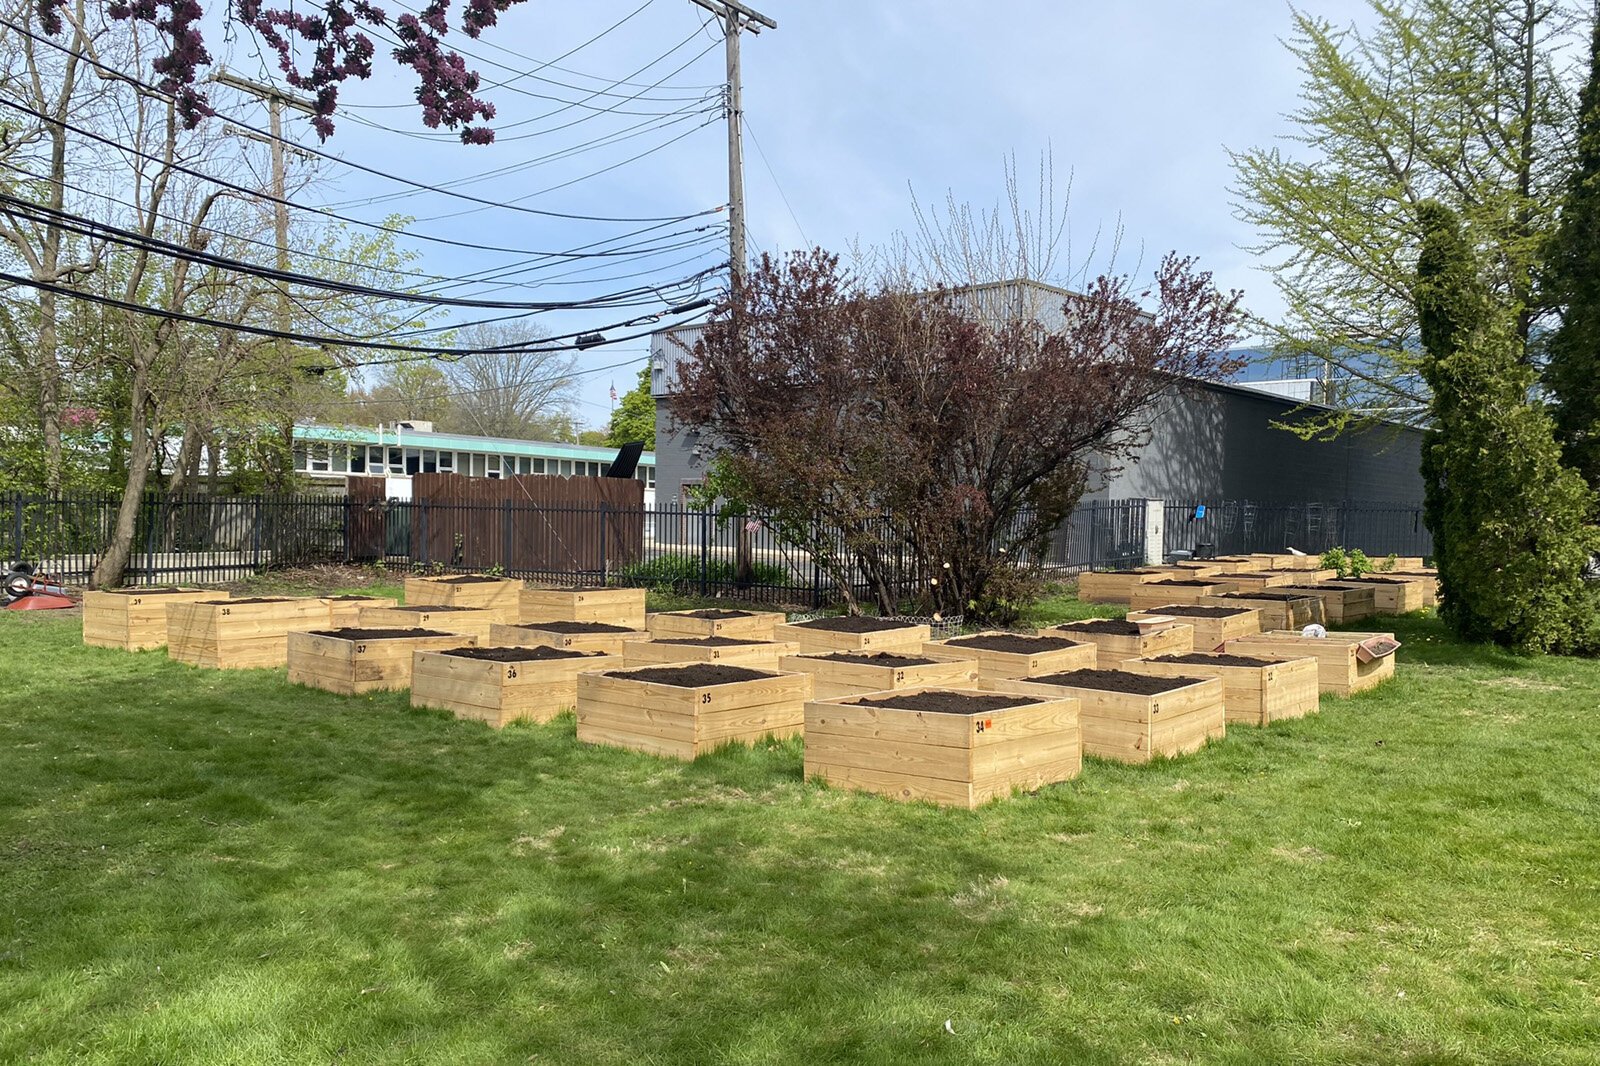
[441, 322, 579, 440]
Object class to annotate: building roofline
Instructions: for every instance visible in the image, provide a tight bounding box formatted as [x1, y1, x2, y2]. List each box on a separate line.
[296, 423, 655, 462]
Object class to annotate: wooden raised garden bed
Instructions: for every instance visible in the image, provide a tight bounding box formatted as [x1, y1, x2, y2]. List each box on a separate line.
[287, 628, 471, 695]
[576, 664, 812, 760]
[320, 595, 398, 629]
[1249, 553, 1330, 571]
[621, 636, 798, 671]
[1126, 605, 1261, 652]
[646, 608, 787, 642]
[803, 687, 1082, 809]
[1042, 618, 1194, 665]
[1122, 651, 1319, 726]
[1277, 584, 1377, 625]
[82, 588, 229, 651]
[772, 616, 932, 655]
[357, 604, 498, 643]
[1198, 591, 1324, 630]
[1224, 630, 1399, 696]
[491, 620, 647, 657]
[779, 651, 982, 701]
[921, 631, 1097, 680]
[1389, 571, 1440, 608]
[520, 586, 646, 629]
[166, 597, 331, 670]
[404, 575, 523, 623]
[1343, 576, 1427, 614]
[1192, 557, 1258, 575]
[992, 669, 1225, 764]
[411, 645, 616, 727]
[1217, 570, 1298, 593]
[1151, 562, 1225, 579]
[1076, 568, 1170, 605]
[1127, 579, 1233, 611]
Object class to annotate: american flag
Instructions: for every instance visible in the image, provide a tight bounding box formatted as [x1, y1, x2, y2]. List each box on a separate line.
[609, 382, 618, 403]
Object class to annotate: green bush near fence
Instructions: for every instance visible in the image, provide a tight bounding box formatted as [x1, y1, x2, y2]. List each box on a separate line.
[619, 552, 790, 592]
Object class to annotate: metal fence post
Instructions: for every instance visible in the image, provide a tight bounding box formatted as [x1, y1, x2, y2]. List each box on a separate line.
[342, 497, 352, 565]
[698, 508, 710, 598]
[600, 502, 609, 582]
[251, 496, 263, 573]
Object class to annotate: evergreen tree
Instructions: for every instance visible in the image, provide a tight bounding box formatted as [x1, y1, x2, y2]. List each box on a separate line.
[1415, 202, 1599, 653]
[1544, 12, 1600, 497]
[607, 368, 657, 449]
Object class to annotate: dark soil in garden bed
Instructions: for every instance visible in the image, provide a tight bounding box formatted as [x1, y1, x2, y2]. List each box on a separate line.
[1218, 591, 1314, 602]
[1150, 652, 1279, 668]
[1284, 584, 1364, 592]
[436, 575, 513, 584]
[106, 588, 205, 596]
[307, 628, 452, 641]
[1054, 619, 1143, 636]
[442, 646, 595, 662]
[945, 633, 1084, 653]
[794, 616, 918, 633]
[813, 652, 941, 667]
[1031, 669, 1206, 695]
[680, 609, 754, 619]
[523, 620, 638, 634]
[1148, 579, 1218, 588]
[390, 604, 483, 613]
[1346, 576, 1415, 584]
[200, 597, 293, 605]
[326, 594, 389, 601]
[615, 664, 770, 686]
[653, 637, 766, 647]
[1135, 605, 1251, 618]
[851, 690, 1042, 715]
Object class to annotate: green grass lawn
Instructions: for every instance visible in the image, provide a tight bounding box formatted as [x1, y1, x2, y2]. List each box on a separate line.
[2, 604, 1598, 1064]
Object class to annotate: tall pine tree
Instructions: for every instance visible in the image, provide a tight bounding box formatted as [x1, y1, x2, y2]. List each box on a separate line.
[1545, 9, 1600, 497]
[1416, 202, 1599, 653]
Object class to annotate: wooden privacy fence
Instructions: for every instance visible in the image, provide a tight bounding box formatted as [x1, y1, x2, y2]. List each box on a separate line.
[346, 474, 645, 574]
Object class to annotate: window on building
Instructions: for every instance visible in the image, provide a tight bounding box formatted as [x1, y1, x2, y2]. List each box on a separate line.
[308, 444, 331, 473]
[486, 455, 501, 479]
[518, 456, 532, 475]
[367, 446, 386, 474]
[351, 449, 366, 473]
[421, 449, 437, 474]
[292, 444, 309, 471]
[405, 448, 421, 475]
[387, 447, 402, 469]
[469, 453, 486, 477]
[331, 447, 349, 473]
[532, 457, 546, 474]
[559, 459, 573, 477]
[638, 465, 656, 488]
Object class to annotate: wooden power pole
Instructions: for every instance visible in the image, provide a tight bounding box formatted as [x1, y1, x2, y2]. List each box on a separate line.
[686, 0, 776, 287]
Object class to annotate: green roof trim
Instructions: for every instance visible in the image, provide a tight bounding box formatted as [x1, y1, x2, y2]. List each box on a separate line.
[296, 423, 654, 465]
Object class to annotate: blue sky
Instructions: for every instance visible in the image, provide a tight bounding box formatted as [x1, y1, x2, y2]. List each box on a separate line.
[207, 0, 1376, 431]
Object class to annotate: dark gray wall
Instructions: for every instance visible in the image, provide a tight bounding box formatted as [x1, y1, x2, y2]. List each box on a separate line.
[1087, 382, 1425, 504]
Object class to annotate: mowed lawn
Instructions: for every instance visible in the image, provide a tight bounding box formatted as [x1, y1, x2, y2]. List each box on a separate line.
[1, 604, 1598, 1064]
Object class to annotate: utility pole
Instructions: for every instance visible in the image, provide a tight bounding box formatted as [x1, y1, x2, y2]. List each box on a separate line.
[687, 0, 776, 287]
[214, 69, 317, 490]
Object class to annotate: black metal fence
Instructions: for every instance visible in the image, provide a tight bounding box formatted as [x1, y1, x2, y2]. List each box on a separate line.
[1, 492, 1430, 601]
[1161, 498, 1433, 561]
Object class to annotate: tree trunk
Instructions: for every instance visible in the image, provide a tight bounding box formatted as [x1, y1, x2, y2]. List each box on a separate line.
[92, 366, 155, 588]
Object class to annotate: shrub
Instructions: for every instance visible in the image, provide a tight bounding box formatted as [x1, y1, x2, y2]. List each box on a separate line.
[618, 553, 790, 593]
[1319, 547, 1375, 579]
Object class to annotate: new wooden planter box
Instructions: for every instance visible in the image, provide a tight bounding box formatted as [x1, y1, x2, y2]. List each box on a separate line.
[83, 588, 229, 651]
[1042, 618, 1195, 665]
[404, 575, 523, 623]
[1225, 630, 1399, 696]
[287, 628, 471, 695]
[1218, 570, 1297, 593]
[991, 670, 1224, 764]
[1249, 554, 1329, 571]
[320, 595, 398, 629]
[1127, 580, 1233, 611]
[804, 687, 1082, 809]
[166, 597, 331, 670]
[921, 631, 1098, 680]
[772, 616, 932, 655]
[1192, 557, 1258, 575]
[576, 664, 812, 760]
[1390, 571, 1441, 608]
[1076, 568, 1170, 605]
[357, 604, 498, 643]
[646, 608, 787, 642]
[1277, 584, 1377, 624]
[779, 651, 982, 701]
[621, 637, 798, 671]
[520, 586, 646, 629]
[1344, 576, 1428, 614]
[1123, 652, 1319, 726]
[411, 645, 616, 727]
[1150, 562, 1225, 580]
[492, 620, 647, 657]
[1198, 591, 1325, 630]
[1126, 605, 1261, 652]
